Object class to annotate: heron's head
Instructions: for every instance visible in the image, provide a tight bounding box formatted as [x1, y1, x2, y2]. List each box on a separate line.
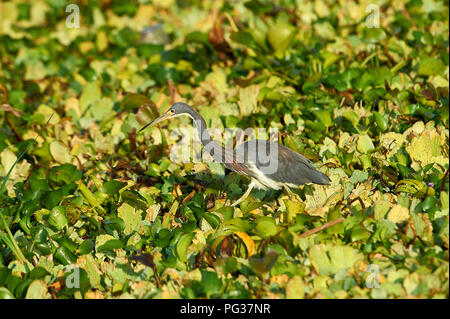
[140, 102, 193, 132]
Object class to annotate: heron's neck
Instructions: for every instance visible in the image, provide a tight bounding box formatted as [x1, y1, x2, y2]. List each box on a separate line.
[187, 110, 232, 164]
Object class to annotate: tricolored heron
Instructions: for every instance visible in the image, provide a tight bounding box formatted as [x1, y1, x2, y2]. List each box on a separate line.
[140, 102, 331, 207]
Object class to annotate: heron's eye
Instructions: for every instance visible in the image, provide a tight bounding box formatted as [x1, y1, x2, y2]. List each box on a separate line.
[170, 110, 175, 114]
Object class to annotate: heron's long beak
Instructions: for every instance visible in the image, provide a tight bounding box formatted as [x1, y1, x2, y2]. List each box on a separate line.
[139, 111, 172, 132]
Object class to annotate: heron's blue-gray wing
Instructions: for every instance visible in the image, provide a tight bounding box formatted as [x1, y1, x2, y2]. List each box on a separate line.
[235, 140, 330, 186]
[273, 143, 330, 185]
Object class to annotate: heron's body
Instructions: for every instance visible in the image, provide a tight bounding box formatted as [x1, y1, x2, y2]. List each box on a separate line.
[231, 140, 330, 189]
[140, 103, 330, 206]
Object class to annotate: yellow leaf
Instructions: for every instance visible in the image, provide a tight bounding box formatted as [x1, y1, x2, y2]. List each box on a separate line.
[96, 30, 108, 52]
[387, 204, 410, 223]
[65, 97, 81, 117]
[77, 254, 102, 290]
[211, 235, 227, 252]
[205, 65, 228, 95]
[238, 85, 259, 116]
[25, 280, 48, 299]
[133, 5, 154, 27]
[407, 128, 447, 168]
[36, 104, 60, 125]
[50, 141, 72, 164]
[77, 181, 105, 213]
[0, 3, 18, 35]
[379, 132, 406, 158]
[118, 203, 141, 235]
[234, 231, 256, 257]
[84, 291, 105, 299]
[286, 276, 305, 299]
[374, 199, 391, 220]
[30, 1, 49, 26]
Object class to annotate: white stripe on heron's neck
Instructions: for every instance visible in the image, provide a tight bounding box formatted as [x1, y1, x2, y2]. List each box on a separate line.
[176, 113, 230, 164]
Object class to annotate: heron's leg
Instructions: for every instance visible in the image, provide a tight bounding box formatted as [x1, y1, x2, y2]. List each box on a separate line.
[283, 184, 293, 196]
[231, 180, 256, 207]
[283, 184, 299, 201]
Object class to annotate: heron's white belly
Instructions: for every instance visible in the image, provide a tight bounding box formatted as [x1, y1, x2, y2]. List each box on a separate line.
[249, 165, 283, 190]
[248, 164, 299, 190]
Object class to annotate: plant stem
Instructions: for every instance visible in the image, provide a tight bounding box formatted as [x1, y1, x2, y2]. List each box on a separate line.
[298, 217, 345, 238]
[0, 114, 53, 264]
[0, 214, 26, 263]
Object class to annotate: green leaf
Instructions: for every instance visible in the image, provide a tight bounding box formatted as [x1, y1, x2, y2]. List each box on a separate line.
[122, 93, 153, 112]
[14, 279, 32, 298]
[326, 210, 344, 234]
[77, 182, 105, 212]
[202, 213, 221, 229]
[351, 227, 371, 242]
[78, 239, 95, 255]
[268, 22, 296, 53]
[102, 180, 127, 195]
[240, 200, 263, 214]
[48, 206, 68, 230]
[97, 239, 125, 253]
[217, 206, 234, 221]
[373, 111, 388, 132]
[41, 189, 64, 209]
[28, 267, 50, 280]
[201, 270, 223, 298]
[357, 134, 375, 154]
[0, 287, 15, 299]
[175, 233, 195, 262]
[121, 190, 148, 211]
[223, 218, 251, 233]
[230, 31, 257, 49]
[286, 200, 306, 224]
[343, 110, 360, 127]
[314, 109, 333, 128]
[349, 170, 369, 184]
[80, 81, 102, 114]
[418, 57, 445, 76]
[309, 244, 363, 276]
[48, 164, 82, 185]
[117, 202, 142, 235]
[255, 217, 278, 238]
[55, 246, 77, 265]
